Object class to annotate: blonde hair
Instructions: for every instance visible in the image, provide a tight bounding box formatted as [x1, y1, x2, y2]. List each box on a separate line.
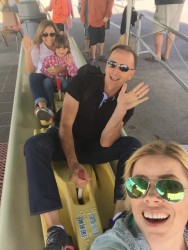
[33, 19, 59, 47]
[124, 140, 188, 210]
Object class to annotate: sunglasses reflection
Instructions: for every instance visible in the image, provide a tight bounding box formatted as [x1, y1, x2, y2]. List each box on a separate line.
[126, 177, 185, 203]
[107, 60, 135, 72]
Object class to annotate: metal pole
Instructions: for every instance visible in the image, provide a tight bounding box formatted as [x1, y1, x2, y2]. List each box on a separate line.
[125, 0, 133, 45]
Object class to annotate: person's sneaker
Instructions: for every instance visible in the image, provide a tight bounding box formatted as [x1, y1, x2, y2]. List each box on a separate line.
[34, 107, 54, 121]
[89, 58, 97, 65]
[43, 226, 75, 250]
[98, 55, 107, 63]
[105, 211, 129, 231]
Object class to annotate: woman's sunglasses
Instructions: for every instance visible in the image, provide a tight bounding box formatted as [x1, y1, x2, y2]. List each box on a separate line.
[41, 32, 56, 38]
[125, 177, 187, 203]
[107, 60, 135, 72]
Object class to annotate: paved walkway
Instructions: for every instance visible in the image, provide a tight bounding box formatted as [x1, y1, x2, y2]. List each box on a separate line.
[0, 0, 188, 200]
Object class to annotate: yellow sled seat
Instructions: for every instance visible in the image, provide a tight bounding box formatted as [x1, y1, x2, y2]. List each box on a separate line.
[34, 129, 115, 250]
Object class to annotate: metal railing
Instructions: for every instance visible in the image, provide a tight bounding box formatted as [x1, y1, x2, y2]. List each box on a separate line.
[113, 1, 188, 92]
[134, 13, 188, 92]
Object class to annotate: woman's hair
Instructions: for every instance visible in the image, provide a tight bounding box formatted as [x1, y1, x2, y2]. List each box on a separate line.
[124, 140, 188, 210]
[33, 19, 59, 47]
[53, 34, 70, 52]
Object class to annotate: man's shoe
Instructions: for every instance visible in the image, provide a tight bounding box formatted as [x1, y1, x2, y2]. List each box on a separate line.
[43, 226, 75, 250]
[144, 56, 158, 62]
[35, 107, 54, 121]
[98, 55, 107, 63]
[161, 55, 168, 62]
[89, 58, 97, 65]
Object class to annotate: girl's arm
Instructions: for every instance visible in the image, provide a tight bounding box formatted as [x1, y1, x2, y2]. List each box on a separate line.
[65, 53, 78, 77]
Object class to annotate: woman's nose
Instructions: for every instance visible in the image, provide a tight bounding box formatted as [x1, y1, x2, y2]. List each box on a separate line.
[144, 184, 163, 203]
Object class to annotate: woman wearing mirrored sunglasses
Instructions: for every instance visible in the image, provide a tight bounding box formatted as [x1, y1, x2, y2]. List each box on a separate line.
[91, 140, 188, 250]
[22, 19, 59, 120]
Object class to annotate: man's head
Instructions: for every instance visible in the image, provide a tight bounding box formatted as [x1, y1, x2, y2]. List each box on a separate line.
[105, 44, 137, 94]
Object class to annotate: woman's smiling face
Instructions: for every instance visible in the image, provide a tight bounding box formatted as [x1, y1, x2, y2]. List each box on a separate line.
[130, 154, 188, 242]
[41, 26, 56, 49]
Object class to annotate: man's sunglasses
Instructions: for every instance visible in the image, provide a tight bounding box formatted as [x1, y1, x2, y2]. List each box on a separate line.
[41, 32, 56, 38]
[125, 177, 187, 203]
[107, 60, 135, 72]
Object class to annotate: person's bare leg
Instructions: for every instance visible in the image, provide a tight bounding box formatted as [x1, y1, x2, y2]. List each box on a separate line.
[114, 200, 126, 216]
[162, 32, 175, 60]
[154, 32, 163, 59]
[84, 38, 90, 53]
[43, 210, 62, 228]
[90, 44, 97, 60]
[98, 42, 104, 57]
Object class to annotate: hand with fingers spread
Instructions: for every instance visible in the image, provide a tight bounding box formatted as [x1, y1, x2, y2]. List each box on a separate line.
[66, 53, 74, 66]
[70, 163, 90, 189]
[22, 35, 33, 53]
[117, 82, 150, 112]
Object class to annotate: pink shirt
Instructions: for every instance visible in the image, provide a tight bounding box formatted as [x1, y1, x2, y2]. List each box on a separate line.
[41, 54, 78, 78]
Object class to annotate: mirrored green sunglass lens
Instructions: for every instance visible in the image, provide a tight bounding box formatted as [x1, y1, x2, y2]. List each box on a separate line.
[156, 180, 184, 202]
[126, 177, 149, 198]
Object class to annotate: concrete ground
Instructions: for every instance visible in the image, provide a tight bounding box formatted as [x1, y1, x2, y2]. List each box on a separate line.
[0, 0, 187, 198]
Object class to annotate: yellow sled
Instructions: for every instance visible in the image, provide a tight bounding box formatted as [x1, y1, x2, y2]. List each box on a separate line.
[34, 91, 115, 249]
[40, 160, 115, 249]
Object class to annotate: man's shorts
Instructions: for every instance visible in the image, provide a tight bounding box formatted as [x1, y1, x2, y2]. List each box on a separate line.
[153, 4, 184, 33]
[88, 26, 105, 46]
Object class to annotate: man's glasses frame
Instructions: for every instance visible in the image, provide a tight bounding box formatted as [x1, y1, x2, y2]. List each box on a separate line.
[125, 176, 188, 203]
[41, 32, 56, 38]
[107, 60, 135, 72]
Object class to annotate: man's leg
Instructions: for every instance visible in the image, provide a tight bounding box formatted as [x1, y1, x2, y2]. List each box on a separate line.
[83, 23, 90, 55]
[98, 42, 104, 57]
[76, 136, 141, 214]
[43, 210, 61, 228]
[88, 26, 97, 63]
[24, 128, 76, 249]
[24, 127, 65, 215]
[154, 32, 163, 59]
[162, 32, 175, 60]
[42, 210, 74, 250]
[90, 44, 97, 60]
[84, 38, 90, 53]
[97, 26, 107, 62]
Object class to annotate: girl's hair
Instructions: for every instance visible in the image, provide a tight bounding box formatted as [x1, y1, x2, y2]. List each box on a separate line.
[124, 140, 188, 210]
[33, 19, 59, 47]
[53, 34, 70, 52]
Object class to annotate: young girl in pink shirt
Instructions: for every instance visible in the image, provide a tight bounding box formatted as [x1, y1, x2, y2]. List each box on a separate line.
[41, 34, 77, 101]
